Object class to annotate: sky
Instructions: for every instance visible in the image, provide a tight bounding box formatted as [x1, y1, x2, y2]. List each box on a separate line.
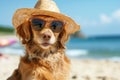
[0, 0, 120, 37]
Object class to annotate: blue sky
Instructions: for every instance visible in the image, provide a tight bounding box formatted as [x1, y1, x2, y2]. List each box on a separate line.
[0, 0, 120, 36]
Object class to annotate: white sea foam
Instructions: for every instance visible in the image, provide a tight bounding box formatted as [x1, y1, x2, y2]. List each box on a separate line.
[0, 48, 24, 55]
[108, 56, 120, 62]
[66, 49, 88, 57]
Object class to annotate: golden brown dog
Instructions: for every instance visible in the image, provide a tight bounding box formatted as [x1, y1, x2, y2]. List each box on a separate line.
[7, 15, 79, 80]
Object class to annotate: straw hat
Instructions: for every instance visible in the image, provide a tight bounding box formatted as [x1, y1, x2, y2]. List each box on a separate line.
[12, 0, 80, 33]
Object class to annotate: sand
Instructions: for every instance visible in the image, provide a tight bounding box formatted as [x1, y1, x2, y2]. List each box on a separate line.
[70, 59, 120, 80]
[0, 54, 120, 80]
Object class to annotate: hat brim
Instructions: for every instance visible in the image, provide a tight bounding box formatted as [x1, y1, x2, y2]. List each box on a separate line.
[12, 8, 80, 34]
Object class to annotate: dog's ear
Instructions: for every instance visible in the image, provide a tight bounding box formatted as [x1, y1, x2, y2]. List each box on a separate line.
[58, 24, 80, 49]
[58, 30, 69, 49]
[65, 23, 80, 35]
[16, 21, 32, 44]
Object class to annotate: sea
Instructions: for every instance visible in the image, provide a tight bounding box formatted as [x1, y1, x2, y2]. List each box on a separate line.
[0, 37, 120, 61]
[66, 37, 120, 61]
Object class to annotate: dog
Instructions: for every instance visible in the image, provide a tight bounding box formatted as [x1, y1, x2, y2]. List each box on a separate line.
[7, 0, 80, 79]
[7, 15, 80, 80]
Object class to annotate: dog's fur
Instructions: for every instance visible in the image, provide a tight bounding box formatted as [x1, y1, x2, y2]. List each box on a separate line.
[7, 16, 78, 80]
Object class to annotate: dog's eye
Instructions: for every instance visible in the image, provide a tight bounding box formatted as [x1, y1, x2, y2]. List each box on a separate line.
[51, 21, 63, 32]
[31, 19, 45, 31]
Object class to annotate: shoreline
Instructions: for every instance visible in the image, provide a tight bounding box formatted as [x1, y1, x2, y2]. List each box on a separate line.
[0, 34, 17, 40]
[0, 54, 120, 80]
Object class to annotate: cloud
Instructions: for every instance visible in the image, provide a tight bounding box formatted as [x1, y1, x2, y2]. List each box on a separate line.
[80, 9, 120, 27]
[100, 14, 112, 24]
[112, 9, 120, 21]
[100, 9, 120, 24]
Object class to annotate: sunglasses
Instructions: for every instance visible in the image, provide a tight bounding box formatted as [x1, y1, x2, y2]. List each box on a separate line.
[30, 18, 64, 33]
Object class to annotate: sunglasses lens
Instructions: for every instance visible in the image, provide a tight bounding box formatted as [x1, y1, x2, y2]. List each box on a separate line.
[31, 18, 45, 31]
[51, 21, 63, 32]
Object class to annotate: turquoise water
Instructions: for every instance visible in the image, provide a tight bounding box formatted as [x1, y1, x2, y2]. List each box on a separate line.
[66, 38, 120, 59]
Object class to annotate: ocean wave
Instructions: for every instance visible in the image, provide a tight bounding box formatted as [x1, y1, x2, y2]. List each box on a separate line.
[108, 57, 120, 62]
[0, 48, 24, 55]
[66, 49, 88, 57]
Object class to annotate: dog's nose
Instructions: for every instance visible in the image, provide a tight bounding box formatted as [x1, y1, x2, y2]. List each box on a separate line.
[42, 33, 51, 40]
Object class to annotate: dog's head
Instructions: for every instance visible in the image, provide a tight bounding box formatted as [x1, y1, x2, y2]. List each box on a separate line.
[16, 15, 80, 50]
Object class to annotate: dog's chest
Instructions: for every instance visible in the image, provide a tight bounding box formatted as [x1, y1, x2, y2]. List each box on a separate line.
[32, 61, 69, 80]
[26, 61, 65, 80]
[20, 53, 70, 80]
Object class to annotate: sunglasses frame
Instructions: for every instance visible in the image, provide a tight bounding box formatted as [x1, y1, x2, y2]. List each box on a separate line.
[29, 17, 65, 33]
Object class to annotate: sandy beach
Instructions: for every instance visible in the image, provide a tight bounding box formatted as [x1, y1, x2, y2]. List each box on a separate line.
[0, 54, 120, 80]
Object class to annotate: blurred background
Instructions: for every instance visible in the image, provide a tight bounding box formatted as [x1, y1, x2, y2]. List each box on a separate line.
[0, 0, 120, 61]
